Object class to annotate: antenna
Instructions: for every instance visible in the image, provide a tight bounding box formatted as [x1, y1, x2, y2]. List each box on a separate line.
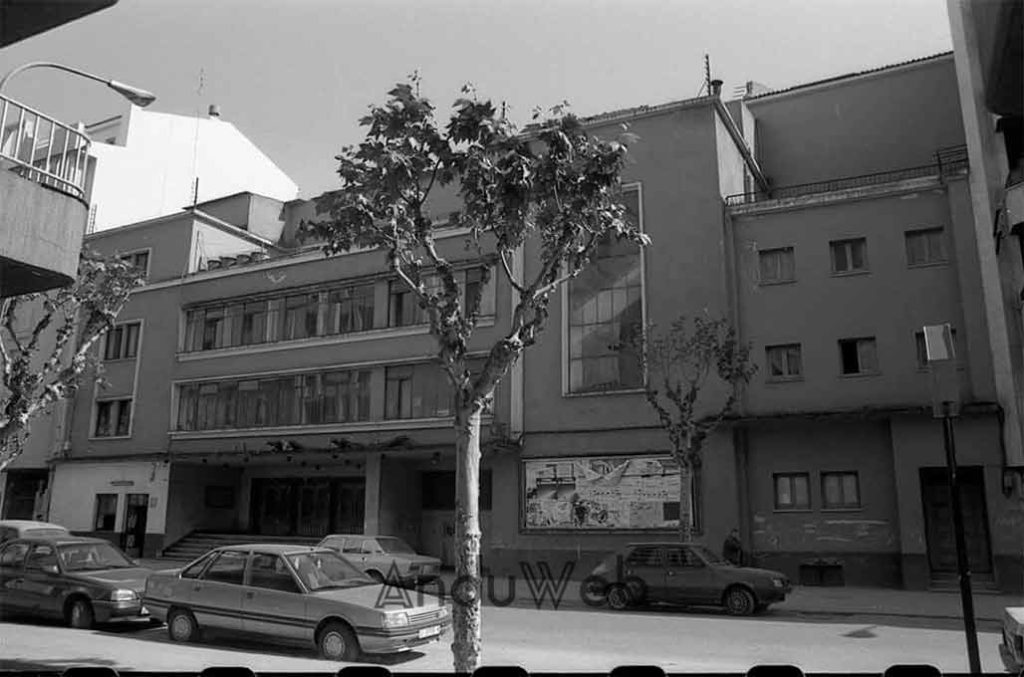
[191, 67, 204, 208]
[704, 54, 711, 96]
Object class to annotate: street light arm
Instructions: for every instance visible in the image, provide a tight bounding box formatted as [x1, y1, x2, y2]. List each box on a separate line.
[0, 61, 156, 107]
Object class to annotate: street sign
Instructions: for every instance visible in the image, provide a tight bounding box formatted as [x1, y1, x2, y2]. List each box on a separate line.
[924, 323, 960, 418]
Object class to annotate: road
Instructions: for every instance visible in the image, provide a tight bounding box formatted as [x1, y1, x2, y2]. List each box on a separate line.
[0, 605, 1007, 673]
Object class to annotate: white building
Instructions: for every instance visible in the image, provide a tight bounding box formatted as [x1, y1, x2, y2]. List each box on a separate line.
[84, 103, 299, 233]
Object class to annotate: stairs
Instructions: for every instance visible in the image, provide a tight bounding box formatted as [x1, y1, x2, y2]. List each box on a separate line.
[159, 531, 322, 562]
[928, 571, 1003, 594]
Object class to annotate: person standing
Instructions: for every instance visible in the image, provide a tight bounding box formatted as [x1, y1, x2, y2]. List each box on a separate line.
[722, 528, 745, 566]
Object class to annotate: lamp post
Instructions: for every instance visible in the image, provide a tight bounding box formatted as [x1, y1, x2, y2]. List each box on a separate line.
[0, 61, 156, 106]
[923, 323, 981, 674]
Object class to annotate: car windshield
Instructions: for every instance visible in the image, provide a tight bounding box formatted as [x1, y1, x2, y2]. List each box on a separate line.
[691, 545, 727, 566]
[59, 542, 135, 571]
[375, 537, 415, 554]
[287, 551, 375, 590]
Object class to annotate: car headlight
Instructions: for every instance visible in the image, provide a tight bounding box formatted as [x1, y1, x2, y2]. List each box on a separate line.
[109, 589, 138, 602]
[382, 611, 409, 628]
[772, 578, 785, 588]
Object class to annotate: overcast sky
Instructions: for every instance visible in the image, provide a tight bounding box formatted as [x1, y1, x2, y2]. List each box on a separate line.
[0, 0, 953, 199]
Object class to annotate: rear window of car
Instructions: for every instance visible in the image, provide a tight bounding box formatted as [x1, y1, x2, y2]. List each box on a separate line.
[24, 528, 69, 537]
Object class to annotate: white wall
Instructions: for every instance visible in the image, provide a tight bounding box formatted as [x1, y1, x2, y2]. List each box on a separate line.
[86, 104, 298, 232]
[49, 461, 169, 534]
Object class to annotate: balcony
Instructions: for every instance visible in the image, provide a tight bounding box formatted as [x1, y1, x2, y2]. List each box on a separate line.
[0, 94, 91, 297]
[725, 145, 969, 208]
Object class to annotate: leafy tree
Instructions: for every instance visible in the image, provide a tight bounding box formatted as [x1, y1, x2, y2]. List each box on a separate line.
[304, 76, 647, 672]
[0, 247, 143, 469]
[623, 315, 756, 542]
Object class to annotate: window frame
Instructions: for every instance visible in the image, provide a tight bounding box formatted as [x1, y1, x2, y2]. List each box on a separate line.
[821, 471, 862, 510]
[829, 237, 869, 275]
[773, 472, 811, 511]
[201, 549, 248, 585]
[118, 248, 151, 281]
[765, 343, 803, 381]
[93, 493, 119, 531]
[104, 320, 141, 361]
[915, 328, 959, 370]
[904, 227, 948, 267]
[838, 336, 879, 376]
[92, 398, 133, 438]
[757, 246, 796, 285]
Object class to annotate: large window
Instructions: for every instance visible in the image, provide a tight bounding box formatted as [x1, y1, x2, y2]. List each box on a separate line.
[388, 270, 494, 328]
[177, 369, 372, 431]
[567, 188, 643, 394]
[94, 399, 132, 437]
[93, 494, 118, 531]
[326, 285, 375, 335]
[385, 362, 451, 419]
[282, 293, 319, 341]
[104, 322, 140, 360]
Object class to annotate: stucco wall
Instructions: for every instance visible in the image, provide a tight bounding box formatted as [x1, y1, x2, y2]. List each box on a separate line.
[163, 464, 243, 546]
[49, 461, 169, 535]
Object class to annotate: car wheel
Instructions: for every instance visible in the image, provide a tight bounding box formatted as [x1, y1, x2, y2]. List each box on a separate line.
[606, 584, 632, 611]
[724, 586, 756, 616]
[167, 608, 199, 643]
[367, 570, 385, 584]
[318, 622, 360, 662]
[67, 598, 95, 629]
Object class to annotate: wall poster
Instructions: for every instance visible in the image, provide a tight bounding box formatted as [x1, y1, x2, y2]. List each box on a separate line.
[522, 455, 681, 530]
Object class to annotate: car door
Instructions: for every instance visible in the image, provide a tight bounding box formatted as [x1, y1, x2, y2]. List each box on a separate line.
[20, 543, 64, 617]
[0, 541, 30, 614]
[241, 552, 310, 641]
[339, 538, 366, 570]
[621, 545, 666, 601]
[360, 538, 388, 576]
[191, 550, 247, 632]
[663, 545, 716, 604]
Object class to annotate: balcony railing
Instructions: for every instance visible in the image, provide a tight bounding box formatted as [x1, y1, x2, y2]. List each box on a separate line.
[725, 145, 969, 207]
[0, 94, 90, 201]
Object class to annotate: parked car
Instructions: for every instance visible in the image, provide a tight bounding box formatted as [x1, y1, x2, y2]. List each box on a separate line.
[317, 534, 441, 586]
[1001, 605, 1024, 673]
[586, 542, 791, 616]
[142, 544, 451, 662]
[0, 520, 70, 544]
[0, 535, 154, 628]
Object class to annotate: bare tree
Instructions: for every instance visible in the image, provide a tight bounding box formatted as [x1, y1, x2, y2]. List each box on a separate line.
[0, 247, 143, 469]
[623, 314, 756, 542]
[304, 77, 647, 672]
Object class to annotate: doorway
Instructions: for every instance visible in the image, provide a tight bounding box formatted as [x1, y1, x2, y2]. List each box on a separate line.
[250, 477, 365, 537]
[121, 493, 149, 558]
[920, 466, 993, 576]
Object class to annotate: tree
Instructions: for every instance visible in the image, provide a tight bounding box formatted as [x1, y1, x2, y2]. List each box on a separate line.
[0, 247, 144, 469]
[623, 314, 756, 543]
[304, 77, 647, 672]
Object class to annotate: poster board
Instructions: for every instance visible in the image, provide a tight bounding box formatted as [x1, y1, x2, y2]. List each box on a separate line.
[522, 455, 681, 530]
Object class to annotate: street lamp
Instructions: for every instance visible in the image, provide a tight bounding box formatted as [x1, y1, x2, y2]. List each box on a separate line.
[0, 61, 156, 107]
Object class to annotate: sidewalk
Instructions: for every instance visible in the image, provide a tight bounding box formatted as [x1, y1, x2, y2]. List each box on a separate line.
[137, 558, 1021, 622]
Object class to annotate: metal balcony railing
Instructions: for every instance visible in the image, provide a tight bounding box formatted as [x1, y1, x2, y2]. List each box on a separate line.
[0, 94, 90, 201]
[725, 145, 969, 207]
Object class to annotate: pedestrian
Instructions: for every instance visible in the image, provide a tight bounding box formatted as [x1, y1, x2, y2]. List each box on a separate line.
[722, 528, 745, 566]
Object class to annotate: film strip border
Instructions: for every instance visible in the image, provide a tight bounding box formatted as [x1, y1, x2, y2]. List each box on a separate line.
[2, 665, 1019, 677]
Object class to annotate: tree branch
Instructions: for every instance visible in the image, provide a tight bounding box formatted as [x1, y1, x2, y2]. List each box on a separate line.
[498, 250, 526, 295]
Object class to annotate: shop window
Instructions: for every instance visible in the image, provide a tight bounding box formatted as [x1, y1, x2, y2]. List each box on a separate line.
[94, 494, 118, 531]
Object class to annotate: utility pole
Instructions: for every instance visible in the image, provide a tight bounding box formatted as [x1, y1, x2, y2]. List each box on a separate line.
[924, 323, 981, 674]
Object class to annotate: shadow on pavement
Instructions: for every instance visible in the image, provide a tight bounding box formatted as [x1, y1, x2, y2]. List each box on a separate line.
[0, 657, 118, 670]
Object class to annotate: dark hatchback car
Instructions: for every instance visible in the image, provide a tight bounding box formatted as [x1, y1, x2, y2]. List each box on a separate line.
[0, 536, 155, 629]
[587, 542, 791, 616]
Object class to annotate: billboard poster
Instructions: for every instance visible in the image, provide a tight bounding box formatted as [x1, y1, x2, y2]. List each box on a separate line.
[522, 455, 681, 530]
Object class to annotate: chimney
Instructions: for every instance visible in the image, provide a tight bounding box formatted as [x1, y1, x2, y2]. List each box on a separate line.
[208, 104, 221, 118]
[710, 79, 723, 98]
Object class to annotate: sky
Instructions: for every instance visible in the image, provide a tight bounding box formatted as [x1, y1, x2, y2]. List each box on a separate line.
[0, 0, 954, 200]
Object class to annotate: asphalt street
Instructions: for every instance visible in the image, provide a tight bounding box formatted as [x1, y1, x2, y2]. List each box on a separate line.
[0, 604, 1008, 673]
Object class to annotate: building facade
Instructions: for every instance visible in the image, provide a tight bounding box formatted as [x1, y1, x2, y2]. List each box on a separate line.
[32, 49, 1024, 592]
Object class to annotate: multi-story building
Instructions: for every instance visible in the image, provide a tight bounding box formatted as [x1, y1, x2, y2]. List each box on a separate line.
[36, 49, 1024, 592]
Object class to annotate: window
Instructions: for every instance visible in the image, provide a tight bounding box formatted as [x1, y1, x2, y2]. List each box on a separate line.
[774, 472, 810, 510]
[248, 554, 301, 593]
[203, 550, 247, 585]
[181, 552, 215, 579]
[283, 293, 319, 340]
[94, 494, 118, 531]
[905, 227, 947, 266]
[202, 307, 227, 350]
[388, 276, 441, 327]
[326, 285, 375, 335]
[625, 545, 662, 568]
[766, 344, 802, 380]
[239, 301, 269, 345]
[838, 337, 878, 375]
[94, 399, 132, 437]
[461, 267, 496, 317]
[25, 544, 57, 571]
[176, 369, 372, 431]
[830, 238, 868, 274]
[119, 250, 149, 279]
[421, 470, 493, 510]
[822, 471, 861, 509]
[758, 247, 795, 284]
[567, 187, 643, 394]
[104, 322, 140, 360]
[665, 546, 704, 568]
[915, 329, 958, 369]
[385, 362, 452, 419]
[0, 542, 29, 567]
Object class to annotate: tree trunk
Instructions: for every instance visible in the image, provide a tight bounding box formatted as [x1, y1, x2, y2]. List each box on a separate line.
[451, 405, 483, 673]
[678, 464, 693, 543]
